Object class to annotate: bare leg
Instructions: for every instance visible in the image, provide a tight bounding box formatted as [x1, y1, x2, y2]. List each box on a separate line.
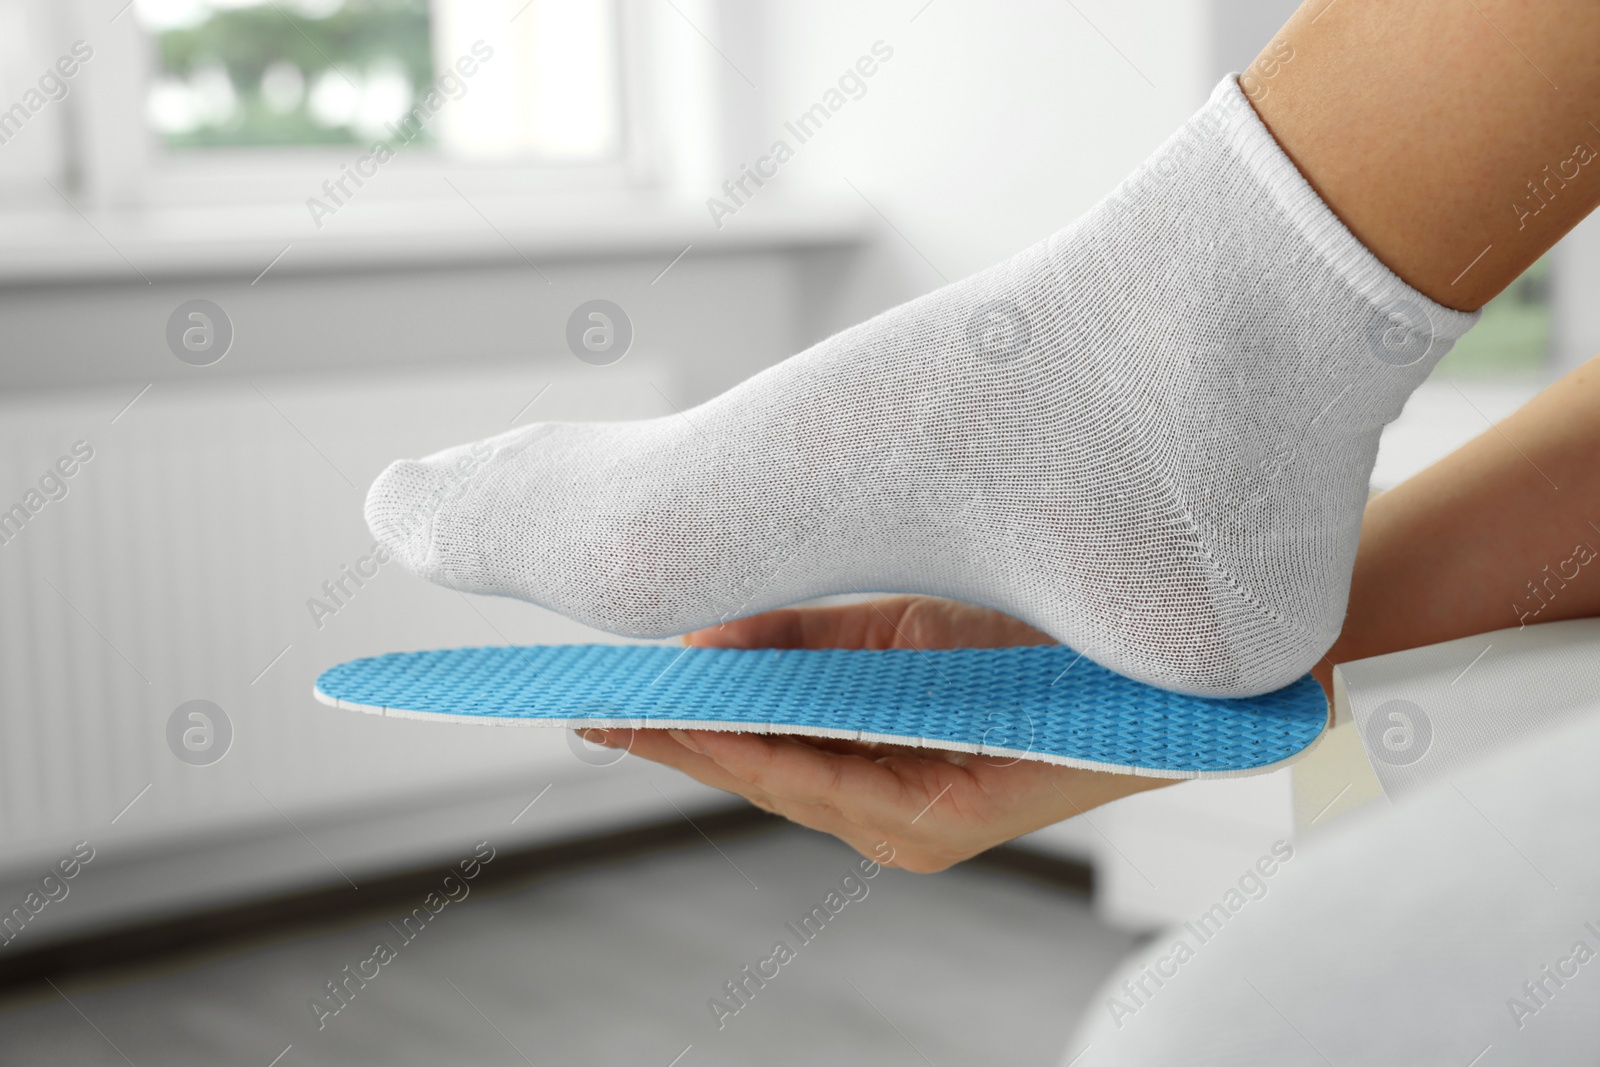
[1314, 353, 1600, 690]
[1248, 0, 1600, 310]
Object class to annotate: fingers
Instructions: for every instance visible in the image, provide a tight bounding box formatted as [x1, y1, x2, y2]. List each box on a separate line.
[894, 596, 1056, 649]
[605, 728, 912, 853]
[587, 728, 784, 812]
[655, 727, 912, 835]
[614, 727, 1127, 874]
[589, 728, 898, 837]
[675, 729, 913, 817]
[683, 609, 807, 649]
[684, 601, 908, 650]
[683, 595, 1057, 651]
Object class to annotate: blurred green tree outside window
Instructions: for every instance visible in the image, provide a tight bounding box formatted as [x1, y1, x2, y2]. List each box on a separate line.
[137, 0, 621, 161]
[140, 0, 433, 150]
[1434, 257, 1551, 378]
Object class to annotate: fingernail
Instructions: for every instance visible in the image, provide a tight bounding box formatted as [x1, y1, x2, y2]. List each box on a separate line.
[669, 729, 705, 755]
[580, 728, 612, 747]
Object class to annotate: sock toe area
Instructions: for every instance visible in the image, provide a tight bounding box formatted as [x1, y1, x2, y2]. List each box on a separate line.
[364, 458, 453, 579]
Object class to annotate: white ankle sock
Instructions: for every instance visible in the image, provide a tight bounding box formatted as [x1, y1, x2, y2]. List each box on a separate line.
[366, 77, 1477, 697]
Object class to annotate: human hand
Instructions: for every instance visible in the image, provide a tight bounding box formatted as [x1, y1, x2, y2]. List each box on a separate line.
[583, 596, 1172, 873]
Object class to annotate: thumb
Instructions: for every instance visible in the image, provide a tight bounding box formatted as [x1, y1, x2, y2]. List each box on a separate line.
[685, 599, 916, 649]
[684, 608, 812, 649]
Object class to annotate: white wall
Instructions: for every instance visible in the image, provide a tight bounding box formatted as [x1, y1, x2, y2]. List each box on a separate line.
[709, 0, 1214, 343]
[1552, 211, 1600, 374]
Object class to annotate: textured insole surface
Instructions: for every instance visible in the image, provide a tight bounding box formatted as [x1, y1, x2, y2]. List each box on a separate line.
[314, 645, 1328, 778]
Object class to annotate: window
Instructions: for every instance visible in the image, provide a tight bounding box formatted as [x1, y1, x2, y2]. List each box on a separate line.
[0, 0, 640, 213]
[1434, 257, 1551, 378]
[134, 0, 622, 162]
[141, 0, 436, 151]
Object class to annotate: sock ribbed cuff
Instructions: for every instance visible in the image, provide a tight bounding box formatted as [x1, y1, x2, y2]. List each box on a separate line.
[1204, 75, 1480, 350]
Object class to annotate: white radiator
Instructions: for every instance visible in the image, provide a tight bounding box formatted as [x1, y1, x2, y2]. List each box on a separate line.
[0, 359, 728, 945]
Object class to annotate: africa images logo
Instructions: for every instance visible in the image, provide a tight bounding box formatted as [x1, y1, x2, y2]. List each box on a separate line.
[1361, 698, 1432, 767]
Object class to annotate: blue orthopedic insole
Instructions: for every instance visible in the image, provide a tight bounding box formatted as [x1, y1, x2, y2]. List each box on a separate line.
[314, 644, 1329, 778]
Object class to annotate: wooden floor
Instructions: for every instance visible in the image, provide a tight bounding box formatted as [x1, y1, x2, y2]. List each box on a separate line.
[0, 826, 1139, 1066]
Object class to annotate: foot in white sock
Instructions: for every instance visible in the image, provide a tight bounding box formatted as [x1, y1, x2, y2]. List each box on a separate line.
[365, 77, 1476, 697]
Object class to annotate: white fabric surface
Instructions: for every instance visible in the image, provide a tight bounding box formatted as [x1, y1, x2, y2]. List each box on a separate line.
[1064, 705, 1600, 1064]
[1337, 616, 1600, 799]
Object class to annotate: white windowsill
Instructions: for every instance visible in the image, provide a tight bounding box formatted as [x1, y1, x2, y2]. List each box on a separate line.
[0, 191, 872, 285]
